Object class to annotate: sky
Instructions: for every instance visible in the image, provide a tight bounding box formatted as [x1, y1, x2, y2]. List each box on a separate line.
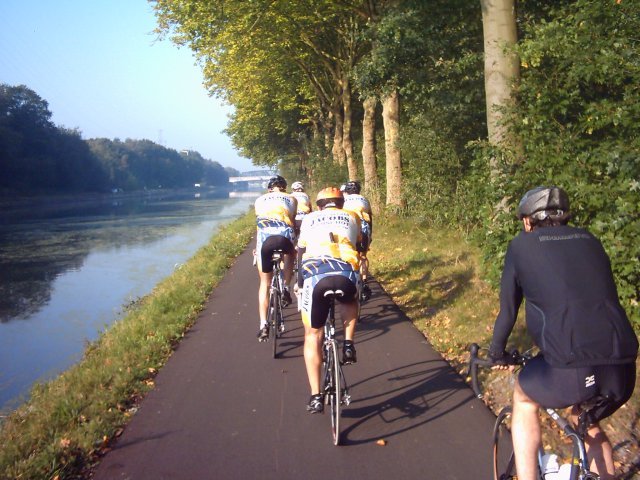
[0, 0, 257, 172]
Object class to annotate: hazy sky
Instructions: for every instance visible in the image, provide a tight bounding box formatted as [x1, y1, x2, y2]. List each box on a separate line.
[0, 0, 257, 172]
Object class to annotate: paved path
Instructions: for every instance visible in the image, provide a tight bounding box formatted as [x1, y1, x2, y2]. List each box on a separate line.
[93, 244, 497, 479]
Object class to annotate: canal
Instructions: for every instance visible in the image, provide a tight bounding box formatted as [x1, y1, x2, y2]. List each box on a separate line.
[0, 190, 258, 411]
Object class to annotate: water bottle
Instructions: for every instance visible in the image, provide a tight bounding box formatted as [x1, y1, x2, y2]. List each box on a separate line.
[541, 453, 560, 479]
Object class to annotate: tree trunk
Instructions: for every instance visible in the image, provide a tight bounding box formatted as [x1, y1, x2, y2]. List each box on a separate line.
[361, 96, 381, 214]
[481, 0, 521, 175]
[342, 77, 357, 180]
[331, 101, 346, 166]
[382, 90, 403, 209]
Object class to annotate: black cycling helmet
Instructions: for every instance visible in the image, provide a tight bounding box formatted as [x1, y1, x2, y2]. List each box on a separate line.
[344, 180, 361, 195]
[267, 175, 287, 190]
[517, 186, 570, 220]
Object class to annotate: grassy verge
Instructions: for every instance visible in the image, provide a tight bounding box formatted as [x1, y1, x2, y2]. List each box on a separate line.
[369, 215, 639, 478]
[0, 212, 255, 479]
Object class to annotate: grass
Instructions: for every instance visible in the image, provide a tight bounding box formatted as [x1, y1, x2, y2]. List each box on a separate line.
[0, 212, 255, 480]
[368, 215, 640, 478]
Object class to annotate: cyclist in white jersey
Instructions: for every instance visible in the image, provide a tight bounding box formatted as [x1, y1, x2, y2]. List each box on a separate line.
[342, 180, 373, 300]
[254, 175, 297, 341]
[290, 181, 311, 237]
[296, 186, 362, 413]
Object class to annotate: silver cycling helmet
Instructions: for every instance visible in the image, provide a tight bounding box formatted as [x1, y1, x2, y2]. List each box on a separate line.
[517, 186, 570, 220]
[291, 181, 304, 192]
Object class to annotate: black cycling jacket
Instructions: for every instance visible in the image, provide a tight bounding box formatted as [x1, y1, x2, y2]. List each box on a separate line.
[489, 225, 638, 367]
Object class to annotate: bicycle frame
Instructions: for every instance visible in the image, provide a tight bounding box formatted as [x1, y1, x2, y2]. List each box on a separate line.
[468, 343, 602, 480]
[322, 290, 350, 446]
[266, 251, 285, 358]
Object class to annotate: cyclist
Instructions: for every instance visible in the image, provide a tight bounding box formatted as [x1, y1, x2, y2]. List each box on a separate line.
[254, 175, 297, 342]
[296, 186, 362, 413]
[290, 181, 312, 237]
[488, 186, 638, 480]
[342, 180, 373, 300]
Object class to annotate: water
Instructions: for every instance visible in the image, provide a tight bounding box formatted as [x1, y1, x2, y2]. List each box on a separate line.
[0, 190, 258, 411]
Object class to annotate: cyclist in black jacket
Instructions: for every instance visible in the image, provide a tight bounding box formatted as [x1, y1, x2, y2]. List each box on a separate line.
[488, 186, 638, 480]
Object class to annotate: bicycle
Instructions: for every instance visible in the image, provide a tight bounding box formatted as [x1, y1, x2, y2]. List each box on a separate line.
[265, 250, 286, 358]
[468, 343, 613, 480]
[321, 289, 351, 446]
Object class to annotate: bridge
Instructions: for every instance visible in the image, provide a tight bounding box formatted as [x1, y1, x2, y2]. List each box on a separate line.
[228, 170, 276, 183]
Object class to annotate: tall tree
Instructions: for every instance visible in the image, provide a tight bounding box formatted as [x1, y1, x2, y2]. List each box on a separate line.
[480, 0, 521, 176]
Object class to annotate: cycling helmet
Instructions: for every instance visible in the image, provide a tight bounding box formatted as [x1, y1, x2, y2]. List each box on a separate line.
[344, 180, 361, 195]
[267, 175, 287, 190]
[316, 186, 343, 207]
[517, 186, 570, 220]
[291, 181, 304, 192]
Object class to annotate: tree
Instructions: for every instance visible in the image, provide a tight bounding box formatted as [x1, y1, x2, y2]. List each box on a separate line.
[480, 0, 520, 175]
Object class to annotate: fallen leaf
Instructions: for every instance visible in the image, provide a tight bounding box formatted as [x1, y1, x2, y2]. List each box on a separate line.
[376, 439, 387, 446]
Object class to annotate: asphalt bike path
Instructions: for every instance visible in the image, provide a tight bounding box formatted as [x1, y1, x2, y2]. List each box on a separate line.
[94, 243, 497, 479]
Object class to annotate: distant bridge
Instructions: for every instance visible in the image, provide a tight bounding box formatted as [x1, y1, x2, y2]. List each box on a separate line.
[228, 171, 277, 184]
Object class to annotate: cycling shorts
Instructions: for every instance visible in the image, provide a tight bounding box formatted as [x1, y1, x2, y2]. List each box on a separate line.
[256, 218, 294, 273]
[299, 257, 359, 329]
[519, 355, 636, 423]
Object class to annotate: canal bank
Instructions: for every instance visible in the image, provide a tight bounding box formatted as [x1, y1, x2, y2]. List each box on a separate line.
[0, 212, 256, 478]
[0, 191, 256, 410]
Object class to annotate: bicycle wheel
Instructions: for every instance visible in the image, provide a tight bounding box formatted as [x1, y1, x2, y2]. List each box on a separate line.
[328, 339, 341, 445]
[271, 290, 281, 358]
[493, 406, 517, 480]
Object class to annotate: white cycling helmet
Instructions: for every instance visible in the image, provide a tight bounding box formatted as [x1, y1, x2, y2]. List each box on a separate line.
[291, 181, 304, 192]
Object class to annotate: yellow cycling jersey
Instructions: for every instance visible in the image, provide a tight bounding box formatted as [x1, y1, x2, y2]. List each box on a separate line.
[298, 207, 361, 270]
[291, 191, 311, 215]
[343, 193, 372, 224]
[254, 191, 297, 227]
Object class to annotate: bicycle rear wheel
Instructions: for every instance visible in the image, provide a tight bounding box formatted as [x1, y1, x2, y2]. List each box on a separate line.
[267, 284, 280, 358]
[493, 406, 517, 480]
[327, 339, 341, 445]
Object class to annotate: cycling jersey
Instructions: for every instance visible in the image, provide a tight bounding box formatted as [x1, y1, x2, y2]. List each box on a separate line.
[255, 191, 297, 226]
[254, 191, 297, 272]
[490, 225, 638, 368]
[343, 193, 372, 250]
[297, 206, 361, 271]
[291, 191, 312, 220]
[343, 193, 372, 224]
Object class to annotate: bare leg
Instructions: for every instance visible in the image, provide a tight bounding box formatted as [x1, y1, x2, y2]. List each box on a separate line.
[304, 326, 323, 394]
[283, 252, 294, 285]
[340, 301, 358, 342]
[257, 268, 272, 327]
[511, 379, 542, 480]
[570, 408, 615, 479]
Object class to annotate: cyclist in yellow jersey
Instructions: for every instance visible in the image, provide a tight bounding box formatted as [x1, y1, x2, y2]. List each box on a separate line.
[296, 186, 362, 413]
[290, 181, 311, 238]
[254, 175, 297, 341]
[342, 180, 373, 300]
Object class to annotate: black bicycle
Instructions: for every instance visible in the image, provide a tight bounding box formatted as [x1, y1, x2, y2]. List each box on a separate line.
[321, 289, 351, 446]
[266, 250, 286, 358]
[468, 343, 612, 480]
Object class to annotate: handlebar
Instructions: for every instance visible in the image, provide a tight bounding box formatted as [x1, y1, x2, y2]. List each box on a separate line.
[467, 343, 526, 399]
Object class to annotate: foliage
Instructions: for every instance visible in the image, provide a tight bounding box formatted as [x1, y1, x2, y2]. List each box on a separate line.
[0, 82, 230, 195]
[0, 84, 109, 194]
[0, 213, 255, 479]
[476, 0, 640, 324]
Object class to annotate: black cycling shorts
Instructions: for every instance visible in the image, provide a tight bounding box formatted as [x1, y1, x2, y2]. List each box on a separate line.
[307, 275, 357, 329]
[259, 235, 294, 273]
[519, 355, 636, 423]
